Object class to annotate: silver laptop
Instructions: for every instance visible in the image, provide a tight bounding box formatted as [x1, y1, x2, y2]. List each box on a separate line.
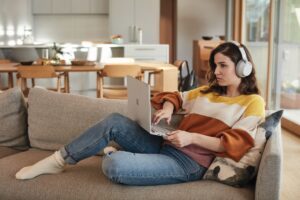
[127, 76, 175, 137]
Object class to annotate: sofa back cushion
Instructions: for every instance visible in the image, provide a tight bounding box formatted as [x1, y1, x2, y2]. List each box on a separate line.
[27, 88, 128, 150]
[0, 88, 28, 148]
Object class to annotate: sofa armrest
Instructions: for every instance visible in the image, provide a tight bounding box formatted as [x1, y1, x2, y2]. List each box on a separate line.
[255, 125, 282, 200]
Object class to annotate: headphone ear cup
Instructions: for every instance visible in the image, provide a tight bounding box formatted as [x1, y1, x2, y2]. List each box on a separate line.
[236, 60, 252, 77]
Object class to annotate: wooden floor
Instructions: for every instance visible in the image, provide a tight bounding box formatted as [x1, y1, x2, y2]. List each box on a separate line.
[281, 128, 300, 200]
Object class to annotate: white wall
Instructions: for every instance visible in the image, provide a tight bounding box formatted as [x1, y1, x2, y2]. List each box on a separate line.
[177, 0, 226, 68]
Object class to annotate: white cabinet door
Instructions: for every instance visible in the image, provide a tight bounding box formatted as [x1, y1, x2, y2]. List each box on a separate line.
[135, 0, 160, 44]
[109, 0, 159, 44]
[72, 0, 90, 14]
[90, 0, 109, 14]
[53, 0, 72, 14]
[109, 0, 135, 43]
[32, 0, 52, 14]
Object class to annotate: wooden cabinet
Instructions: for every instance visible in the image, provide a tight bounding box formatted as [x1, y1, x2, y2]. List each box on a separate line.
[32, 0, 108, 14]
[109, 0, 160, 44]
[193, 40, 223, 84]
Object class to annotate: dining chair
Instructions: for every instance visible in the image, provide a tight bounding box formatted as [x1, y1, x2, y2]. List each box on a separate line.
[0, 59, 13, 90]
[99, 64, 142, 99]
[147, 60, 190, 96]
[16, 65, 65, 97]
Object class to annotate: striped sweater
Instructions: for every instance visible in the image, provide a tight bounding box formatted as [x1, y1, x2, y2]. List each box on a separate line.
[151, 86, 265, 168]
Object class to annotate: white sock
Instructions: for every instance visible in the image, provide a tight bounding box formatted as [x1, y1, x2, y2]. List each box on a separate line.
[15, 151, 65, 180]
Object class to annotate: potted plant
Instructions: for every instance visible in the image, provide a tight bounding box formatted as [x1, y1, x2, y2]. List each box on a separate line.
[51, 42, 64, 65]
[280, 80, 300, 109]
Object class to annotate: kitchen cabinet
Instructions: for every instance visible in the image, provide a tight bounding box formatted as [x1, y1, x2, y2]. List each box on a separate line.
[90, 0, 109, 14]
[32, 0, 52, 14]
[124, 45, 169, 63]
[72, 0, 90, 14]
[32, 0, 108, 14]
[109, 0, 160, 44]
[53, 0, 71, 14]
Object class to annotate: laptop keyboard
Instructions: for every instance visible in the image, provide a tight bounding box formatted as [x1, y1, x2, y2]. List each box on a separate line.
[151, 125, 173, 137]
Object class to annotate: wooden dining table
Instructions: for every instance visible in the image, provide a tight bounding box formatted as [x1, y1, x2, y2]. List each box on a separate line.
[0, 62, 178, 97]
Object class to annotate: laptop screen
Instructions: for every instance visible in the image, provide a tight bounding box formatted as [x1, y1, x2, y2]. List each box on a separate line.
[127, 76, 152, 133]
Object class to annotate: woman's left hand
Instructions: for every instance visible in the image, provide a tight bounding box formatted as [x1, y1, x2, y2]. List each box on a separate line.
[165, 130, 194, 148]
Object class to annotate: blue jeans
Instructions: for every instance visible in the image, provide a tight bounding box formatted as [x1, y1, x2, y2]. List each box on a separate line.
[60, 113, 207, 186]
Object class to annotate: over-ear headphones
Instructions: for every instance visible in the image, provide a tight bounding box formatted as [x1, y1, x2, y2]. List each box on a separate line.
[230, 41, 253, 77]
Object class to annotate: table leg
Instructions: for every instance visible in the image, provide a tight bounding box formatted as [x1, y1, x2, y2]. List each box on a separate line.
[64, 72, 70, 93]
[96, 72, 103, 98]
[8, 72, 14, 88]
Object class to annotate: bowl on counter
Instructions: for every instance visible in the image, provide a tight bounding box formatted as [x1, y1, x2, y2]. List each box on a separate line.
[71, 60, 95, 66]
[71, 60, 86, 66]
[218, 35, 225, 40]
[20, 61, 34, 65]
[202, 36, 213, 40]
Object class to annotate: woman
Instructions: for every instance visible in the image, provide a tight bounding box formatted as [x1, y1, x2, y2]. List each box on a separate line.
[15, 42, 265, 186]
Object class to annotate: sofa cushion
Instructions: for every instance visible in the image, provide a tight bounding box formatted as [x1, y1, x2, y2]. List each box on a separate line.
[27, 88, 128, 150]
[0, 146, 22, 159]
[0, 87, 28, 148]
[0, 148, 254, 200]
[203, 110, 283, 187]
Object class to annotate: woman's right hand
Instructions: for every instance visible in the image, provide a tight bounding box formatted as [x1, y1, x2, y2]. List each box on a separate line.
[152, 101, 174, 125]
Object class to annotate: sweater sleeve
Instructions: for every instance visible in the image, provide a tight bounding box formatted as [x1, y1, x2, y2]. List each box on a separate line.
[150, 92, 182, 112]
[214, 95, 265, 161]
[150, 86, 207, 113]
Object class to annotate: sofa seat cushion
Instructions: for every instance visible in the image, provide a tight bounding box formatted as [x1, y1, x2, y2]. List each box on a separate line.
[0, 148, 254, 200]
[0, 146, 22, 159]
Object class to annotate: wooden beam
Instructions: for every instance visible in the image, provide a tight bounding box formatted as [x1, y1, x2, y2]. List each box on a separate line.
[160, 0, 177, 63]
[266, 0, 275, 109]
[233, 0, 243, 42]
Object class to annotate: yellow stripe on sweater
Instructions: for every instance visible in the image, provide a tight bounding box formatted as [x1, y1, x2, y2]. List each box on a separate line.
[186, 86, 265, 118]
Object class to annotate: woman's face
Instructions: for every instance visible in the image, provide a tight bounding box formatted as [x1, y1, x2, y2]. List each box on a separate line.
[214, 53, 241, 87]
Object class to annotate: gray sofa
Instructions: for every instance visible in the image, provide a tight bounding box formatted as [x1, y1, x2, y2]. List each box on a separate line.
[0, 88, 282, 200]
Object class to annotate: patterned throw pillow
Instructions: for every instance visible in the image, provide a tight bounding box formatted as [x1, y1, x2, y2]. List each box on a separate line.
[203, 110, 284, 187]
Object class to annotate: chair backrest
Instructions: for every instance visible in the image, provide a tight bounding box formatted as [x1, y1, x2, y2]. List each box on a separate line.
[0, 59, 11, 64]
[173, 60, 197, 92]
[17, 65, 58, 79]
[102, 64, 141, 78]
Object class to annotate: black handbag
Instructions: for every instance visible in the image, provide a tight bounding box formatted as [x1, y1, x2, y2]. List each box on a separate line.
[178, 61, 198, 92]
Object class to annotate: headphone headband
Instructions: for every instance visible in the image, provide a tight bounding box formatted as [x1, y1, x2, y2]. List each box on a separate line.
[229, 41, 248, 62]
[228, 41, 253, 77]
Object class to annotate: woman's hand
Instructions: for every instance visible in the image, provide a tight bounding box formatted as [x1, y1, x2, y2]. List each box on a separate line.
[152, 101, 174, 124]
[165, 130, 195, 148]
[152, 109, 173, 125]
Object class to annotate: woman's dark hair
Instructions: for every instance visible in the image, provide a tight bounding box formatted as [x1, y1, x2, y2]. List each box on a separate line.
[201, 42, 260, 95]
